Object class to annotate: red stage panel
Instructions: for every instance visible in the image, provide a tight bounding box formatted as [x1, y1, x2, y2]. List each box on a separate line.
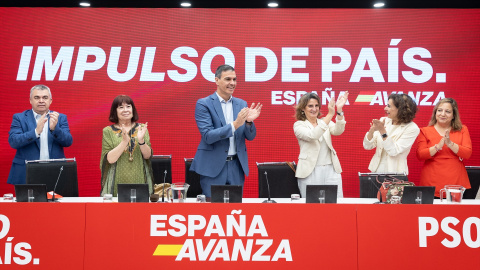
[0, 203, 86, 269]
[357, 204, 480, 270]
[84, 203, 358, 269]
[0, 9, 479, 197]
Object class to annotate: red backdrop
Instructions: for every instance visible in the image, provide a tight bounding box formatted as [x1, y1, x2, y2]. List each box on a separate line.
[1, 8, 479, 197]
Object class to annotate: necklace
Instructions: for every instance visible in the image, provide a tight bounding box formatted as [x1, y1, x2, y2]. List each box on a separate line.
[126, 127, 136, 162]
[115, 123, 137, 162]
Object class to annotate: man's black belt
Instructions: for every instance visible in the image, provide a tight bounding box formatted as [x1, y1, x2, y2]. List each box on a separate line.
[226, 155, 237, 161]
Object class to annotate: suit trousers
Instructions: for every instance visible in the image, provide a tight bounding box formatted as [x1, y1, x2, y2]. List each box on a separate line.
[297, 164, 343, 198]
[200, 158, 244, 198]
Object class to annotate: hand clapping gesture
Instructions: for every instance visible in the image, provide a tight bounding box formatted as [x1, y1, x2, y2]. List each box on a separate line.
[233, 108, 249, 129]
[137, 122, 148, 144]
[246, 102, 262, 123]
[120, 124, 130, 143]
[336, 91, 349, 110]
[371, 118, 386, 132]
[327, 98, 336, 116]
[35, 112, 48, 135]
[49, 112, 59, 131]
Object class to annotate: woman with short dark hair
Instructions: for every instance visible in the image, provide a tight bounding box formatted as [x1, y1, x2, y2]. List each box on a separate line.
[416, 98, 472, 197]
[363, 93, 420, 174]
[100, 95, 154, 196]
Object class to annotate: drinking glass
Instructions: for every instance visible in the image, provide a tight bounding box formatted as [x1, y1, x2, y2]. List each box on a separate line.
[224, 190, 230, 203]
[27, 189, 34, 202]
[318, 190, 325, 204]
[130, 189, 136, 203]
[415, 191, 422, 204]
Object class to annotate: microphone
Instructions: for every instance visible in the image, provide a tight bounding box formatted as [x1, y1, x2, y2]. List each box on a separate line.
[262, 171, 276, 203]
[50, 166, 63, 202]
[161, 170, 167, 203]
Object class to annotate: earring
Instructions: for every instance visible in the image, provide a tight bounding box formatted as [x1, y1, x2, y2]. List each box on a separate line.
[302, 111, 305, 114]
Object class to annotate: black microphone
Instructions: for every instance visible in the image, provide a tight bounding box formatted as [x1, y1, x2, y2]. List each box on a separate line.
[262, 171, 276, 203]
[50, 166, 63, 202]
[161, 170, 167, 203]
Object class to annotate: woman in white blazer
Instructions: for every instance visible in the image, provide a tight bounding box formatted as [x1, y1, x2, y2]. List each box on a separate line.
[294, 92, 348, 198]
[363, 93, 419, 174]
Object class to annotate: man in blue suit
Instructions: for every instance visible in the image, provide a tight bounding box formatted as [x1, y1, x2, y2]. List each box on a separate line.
[190, 65, 262, 198]
[7, 85, 73, 185]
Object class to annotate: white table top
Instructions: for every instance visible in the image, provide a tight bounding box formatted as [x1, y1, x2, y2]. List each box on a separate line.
[2, 196, 480, 204]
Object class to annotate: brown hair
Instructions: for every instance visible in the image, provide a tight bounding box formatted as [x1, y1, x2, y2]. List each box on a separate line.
[108, 95, 139, 123]
[295, 92, 321, 121]
[428, 98, 462, 131]
[388, 93, 417, 124]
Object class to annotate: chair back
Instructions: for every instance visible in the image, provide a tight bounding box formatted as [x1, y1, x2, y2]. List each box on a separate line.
[463, 166, 480, 199]
[26, 158, 78, 197]
[256, 162, 299, 198]
[184, 158, 203, 197]
[151, 155, 172, 184]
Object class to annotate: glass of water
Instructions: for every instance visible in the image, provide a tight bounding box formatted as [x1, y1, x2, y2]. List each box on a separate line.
[415, 191, 423, 204]
[318, 190, 325, 204]
[224, 190, 229, 203]
[130, 189, 136, 203]
[28, 189, 35, 202]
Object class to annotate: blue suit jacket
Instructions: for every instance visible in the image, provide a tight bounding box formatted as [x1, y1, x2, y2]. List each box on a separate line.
[7, 110, 73, 184]
[190, 93, 256, 178]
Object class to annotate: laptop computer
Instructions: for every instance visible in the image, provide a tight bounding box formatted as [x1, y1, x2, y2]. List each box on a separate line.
[402, 186, 435, 204]
[15, 184, 48, 202]
[306, 185, 338, 203]
[117, 184, 150, 202]
[211, 185, 243, 203]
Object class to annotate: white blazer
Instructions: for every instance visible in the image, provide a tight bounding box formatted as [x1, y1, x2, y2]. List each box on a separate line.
[363, 117, 419, 174]
[294, 117, 346, 178]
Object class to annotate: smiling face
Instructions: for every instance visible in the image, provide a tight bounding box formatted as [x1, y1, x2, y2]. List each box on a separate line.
[435, 102, 454, 127]
[302, 98, 320, 122]
[30, 89, 52, 114]
[116, 102, 133, 122]
[385, 98, 399, 123]
[215, 70, 236, 100]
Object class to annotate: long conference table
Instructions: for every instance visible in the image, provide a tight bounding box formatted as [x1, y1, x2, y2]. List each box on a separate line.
[1, 198, 479, 270]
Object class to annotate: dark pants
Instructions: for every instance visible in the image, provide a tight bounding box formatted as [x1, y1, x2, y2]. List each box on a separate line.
[200, 157, 244, 197]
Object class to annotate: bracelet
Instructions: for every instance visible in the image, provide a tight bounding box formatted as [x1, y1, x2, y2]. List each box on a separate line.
[245, 121, 253, 124]
[434, 144, 441, 152]
[138, 141, 146, 145]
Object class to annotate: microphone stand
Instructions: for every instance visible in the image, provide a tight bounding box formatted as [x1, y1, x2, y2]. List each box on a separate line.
[262, 171, 276, 203]
[50, 166, 63, 202]
[161, 170, 167, 202]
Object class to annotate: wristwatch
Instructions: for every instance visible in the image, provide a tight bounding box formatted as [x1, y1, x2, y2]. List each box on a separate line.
[381, 133, 388, 138]
[337, 111, 344, 116]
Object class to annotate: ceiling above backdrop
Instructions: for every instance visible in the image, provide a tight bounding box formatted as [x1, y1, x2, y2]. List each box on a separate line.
[2, 0, 479, 8]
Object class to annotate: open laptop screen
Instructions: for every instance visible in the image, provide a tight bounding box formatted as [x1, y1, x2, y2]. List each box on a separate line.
[15, 184, 48, 202]
[117, 184, 150, 203]
[306, 185, 338, 204]
[211, 185, 243, 203]
[402, 186, 435, 204]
